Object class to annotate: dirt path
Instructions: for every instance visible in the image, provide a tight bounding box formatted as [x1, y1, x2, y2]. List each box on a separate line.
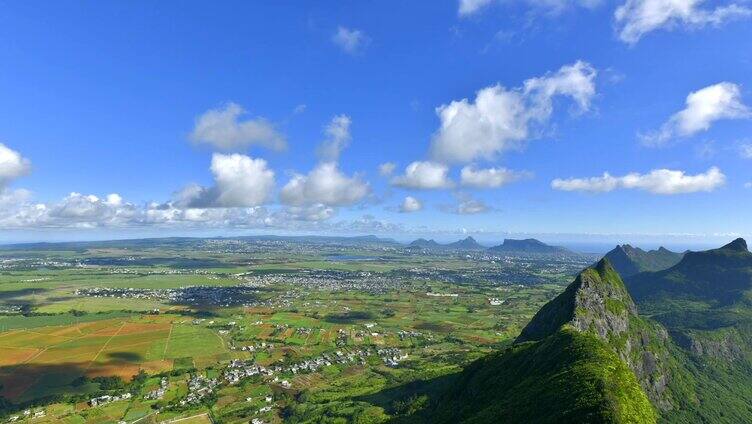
[162, 324, 174, 359]
[86, 321, 126, 370]
[159, 412, 213, 423]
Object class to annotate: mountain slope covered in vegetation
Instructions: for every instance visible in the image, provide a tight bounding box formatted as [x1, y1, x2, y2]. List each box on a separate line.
[420, 259, 659, 423]
[391, 239, 752, 423]
[603, 245, 683, 278]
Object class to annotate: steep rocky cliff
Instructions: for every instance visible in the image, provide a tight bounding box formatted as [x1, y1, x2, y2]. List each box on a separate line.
[422, 260, 659, 423]
[517, 259, 673, 411]
[417, 240, 752, 423]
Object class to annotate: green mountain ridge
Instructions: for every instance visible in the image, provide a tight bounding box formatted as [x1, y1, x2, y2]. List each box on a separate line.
[426, 327, 657, 423]
[417, 259, 661, 423]
[415, 239, 752, 423]
[603, 245, 683, 278]
[627, 238, 752, 305]
[517, 259, 673, 412]
[406, 237, 575, 254]
[445, 236, 485, 250]
[488, 238, 574, 255]
[622, 238, 752, 423]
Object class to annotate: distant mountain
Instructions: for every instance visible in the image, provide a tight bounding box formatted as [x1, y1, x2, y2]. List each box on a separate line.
[488, 238, 573, 255]
[617, 238, 752, 422]
[603, 244, 683, 278]
[627, 238, 752, 304]
[445, 236, 484, 250]
[407, 237, 484, 250]
[407, 238, 443, 249]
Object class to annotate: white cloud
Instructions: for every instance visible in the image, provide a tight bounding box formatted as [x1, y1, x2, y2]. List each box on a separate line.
[642, 82, 750, 145]
[460, 166, 528, 188]
[459, 0, 599, 16]
[429, 61, 597, 164]
[105, 193, 123, 206]
[459, 0, 495, 15]
[177, 153, 275, 208]
[378, 162, 396, 176]
[49, 193, 136, 222]
[615, 0, 751, 44]
[140, 204, 272, 228]
[0, 193, 298, 230]
[0, 143, 31, 187]
[552, 173, 620, 193]
[391, 161, 454, 189]
[190, 103, 286, 151]
[332, 26, 368, 54]
[440, 193, 492, 215]
[281, 204, 336, 222]
[0, 188, 32, 208]
[738, 142, 752, 159]
[0, 192, 387, 231]
[280, 162, 370, 207]
[280, 115, 370, 210]
[317, 115, 352, 162]
[0, 192, 141, 229]
[400, 196, 423, 213]
[458, 198, 490, 214]
[552, 166, 725, 194]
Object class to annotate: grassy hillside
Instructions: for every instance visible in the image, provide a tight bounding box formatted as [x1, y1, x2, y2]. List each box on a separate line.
[405, 260, 658, 423]
[425, 327, 656, 424]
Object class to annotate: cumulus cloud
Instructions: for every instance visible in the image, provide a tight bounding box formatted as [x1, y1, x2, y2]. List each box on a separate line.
[391, 161, 454, 189]
[190, 103, 286, 151]
[460, 166, 529, 188]
[278, 204, 336, 222]
[642, 82, 750, 145]
[280, 162, 370, 207]
[551, 166, 725, 194]
[400, 196, 423, 213]
[0, 143, 31, 187]
[0, 191, 386, 230]
[177, 153, 275, 208]
[434, 192, 493, 215]
[280, 115, 370, 208]
[332, 26, 369, 54]
[317, 115, 352, 162]
[442, 193, 492, 214]
[378, 162, 396, 176]
[430, 61, 597, 164]
[0, 192, 141, 229]
[0, 188, 32, 208]
[457, 198, 490, 214]
[0, 192, 307, 230]
[615, 0, 751, 44]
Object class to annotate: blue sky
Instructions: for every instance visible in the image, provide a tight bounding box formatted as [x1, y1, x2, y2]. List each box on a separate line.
[0, 1, 751, 245]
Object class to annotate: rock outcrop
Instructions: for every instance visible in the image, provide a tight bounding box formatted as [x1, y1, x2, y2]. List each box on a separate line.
[517, 259, 673, 411]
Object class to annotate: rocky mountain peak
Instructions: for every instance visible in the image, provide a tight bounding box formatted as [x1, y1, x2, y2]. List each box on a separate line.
[721, 238, 748, 252]
[517, 258, 672, 410]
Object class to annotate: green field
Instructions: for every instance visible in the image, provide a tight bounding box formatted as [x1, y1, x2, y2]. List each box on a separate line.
[0, 238, 589, 423]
